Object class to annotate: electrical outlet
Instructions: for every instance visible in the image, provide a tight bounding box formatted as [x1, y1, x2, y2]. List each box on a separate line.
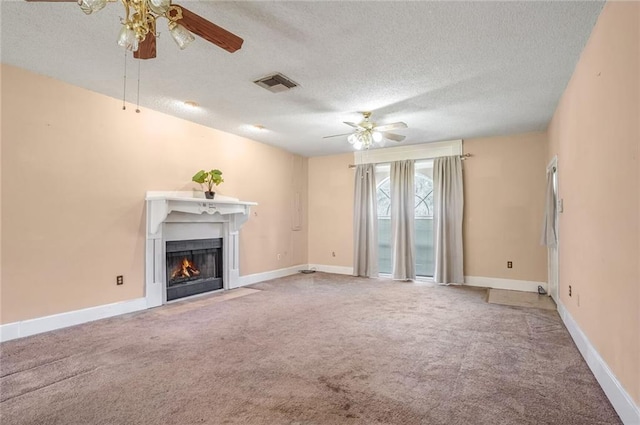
[507, 261, 513, 269]
[116, 275, 124, 285]
[332, 251, 336, 257]
[277, 253, 281, 260]
[569, 285, 572, 297]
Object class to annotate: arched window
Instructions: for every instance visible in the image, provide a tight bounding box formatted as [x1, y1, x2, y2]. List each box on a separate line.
[377, 171, 435, 277]
[376, 173, 433, 218]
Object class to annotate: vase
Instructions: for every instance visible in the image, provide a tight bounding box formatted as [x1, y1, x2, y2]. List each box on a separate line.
[204, 191, 216, 200]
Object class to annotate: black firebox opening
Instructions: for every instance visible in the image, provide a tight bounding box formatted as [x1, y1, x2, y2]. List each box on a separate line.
[166, 238, 222, 301]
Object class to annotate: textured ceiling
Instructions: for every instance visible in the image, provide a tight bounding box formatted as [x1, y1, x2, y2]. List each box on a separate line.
[1, 1, 603, 157]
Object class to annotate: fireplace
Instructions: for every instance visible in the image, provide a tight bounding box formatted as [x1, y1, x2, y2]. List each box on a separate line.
[145, 191, 256, 307]
[165, 238, 223, 301]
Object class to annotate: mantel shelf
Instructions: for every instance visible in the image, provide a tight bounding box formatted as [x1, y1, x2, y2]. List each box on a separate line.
[146, 191, 257, 236]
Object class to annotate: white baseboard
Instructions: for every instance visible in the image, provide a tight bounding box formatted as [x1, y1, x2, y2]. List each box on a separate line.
[464, 275, 547, 293]
[235, 264, 305, 288]
[0, 297, 148, 343]
[307, 264, 354, 275]
[1, 265, 307, 343]
[558, 301, 640, 425]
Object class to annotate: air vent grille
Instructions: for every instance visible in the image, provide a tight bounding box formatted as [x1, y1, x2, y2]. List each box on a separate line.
[254, 73, 299, 93]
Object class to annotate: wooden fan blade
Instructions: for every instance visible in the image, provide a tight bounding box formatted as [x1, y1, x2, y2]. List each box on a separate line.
[174, 5, 244, 53]
[374, 122, 408, 132]
[134, 32, 157, 60]
[323, 133, 354, 139]
[383, 132, 406, 142]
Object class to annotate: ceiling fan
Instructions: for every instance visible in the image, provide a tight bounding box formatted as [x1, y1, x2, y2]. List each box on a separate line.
[25, 0, 244, 60]
[324, 112, 408, 150]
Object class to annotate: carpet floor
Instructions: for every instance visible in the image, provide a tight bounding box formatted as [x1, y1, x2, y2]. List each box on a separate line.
[0, 273, 621, 425]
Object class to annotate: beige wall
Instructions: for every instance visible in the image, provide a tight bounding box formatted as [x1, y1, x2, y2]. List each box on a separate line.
[463, 132, 548, 283]
[547, 1, 639, 404]
[0, 64, 308, 324]
[308, 153, 354, 267]
[307, 135, 548, 284]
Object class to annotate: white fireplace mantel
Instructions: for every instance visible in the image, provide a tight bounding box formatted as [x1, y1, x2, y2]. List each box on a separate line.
[145, 191, 257, 308]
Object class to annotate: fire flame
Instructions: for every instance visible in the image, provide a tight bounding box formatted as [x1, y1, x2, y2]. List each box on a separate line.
[171, 258, 201, 280]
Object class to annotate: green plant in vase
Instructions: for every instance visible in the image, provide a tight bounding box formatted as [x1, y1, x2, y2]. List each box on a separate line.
[192, 169, 224, 199]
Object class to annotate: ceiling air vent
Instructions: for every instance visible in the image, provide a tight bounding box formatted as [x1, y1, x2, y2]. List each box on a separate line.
[254, 73, 299, 93]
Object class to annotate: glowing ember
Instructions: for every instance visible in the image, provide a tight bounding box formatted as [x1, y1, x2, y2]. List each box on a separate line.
[170, 258, 201, 280]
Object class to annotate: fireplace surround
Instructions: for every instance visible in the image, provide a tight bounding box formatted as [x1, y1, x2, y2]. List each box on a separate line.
[145, 191, 257, 307]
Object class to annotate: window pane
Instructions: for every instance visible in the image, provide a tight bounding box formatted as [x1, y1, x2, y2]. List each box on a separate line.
[376, 162, 434, 276]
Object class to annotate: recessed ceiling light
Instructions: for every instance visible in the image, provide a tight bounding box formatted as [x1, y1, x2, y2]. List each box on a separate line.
[184, 101, 199, 108]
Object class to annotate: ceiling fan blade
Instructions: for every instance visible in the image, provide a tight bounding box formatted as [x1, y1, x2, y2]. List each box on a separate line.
[343, 122, 364, 129]
[374, 122, 408, 132]
[133, 32, 157, 60]
[323, 133, 354, 139]
[383, 132, 406, 142]
[24, 0, 76, 2]
[174, 5, 244, 53]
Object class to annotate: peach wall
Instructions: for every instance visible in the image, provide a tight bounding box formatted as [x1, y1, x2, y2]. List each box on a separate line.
[0, 64, 3, 313]
[308, 153, 354, 267]
[307, 135, 548, 285]
[0, 64, 308, 324]
[463, 132, 548, 283]
[547, 2, 639, 404]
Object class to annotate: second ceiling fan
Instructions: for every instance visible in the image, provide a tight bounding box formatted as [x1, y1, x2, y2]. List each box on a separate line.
[26, 0, 244, 59]
[324, 112, 408, 150]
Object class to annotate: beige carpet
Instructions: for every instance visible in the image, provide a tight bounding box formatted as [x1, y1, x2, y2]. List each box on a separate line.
[487, 288, 557, 310]
[0, 273, 620, 425]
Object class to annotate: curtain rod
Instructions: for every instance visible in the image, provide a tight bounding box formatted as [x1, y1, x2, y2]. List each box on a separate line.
[348, 153, 471, 169]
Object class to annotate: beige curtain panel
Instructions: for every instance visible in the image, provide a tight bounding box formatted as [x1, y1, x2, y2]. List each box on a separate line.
[390, 160, 416, 280]
[433, 155, 464, 284]
[540, 168, 558, 247]
[353, 164, 378, 277]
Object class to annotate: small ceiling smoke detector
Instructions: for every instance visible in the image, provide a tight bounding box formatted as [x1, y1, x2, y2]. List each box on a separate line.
[254, 73, 299, 93]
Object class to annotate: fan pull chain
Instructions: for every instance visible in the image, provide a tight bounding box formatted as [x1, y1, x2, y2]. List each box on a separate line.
[135, 59, 141, 113]
[122, 49, 127, 111]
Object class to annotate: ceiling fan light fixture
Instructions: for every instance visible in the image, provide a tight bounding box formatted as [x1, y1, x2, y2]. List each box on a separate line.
[169, 22, 195, 50]
[372, 131, 383, 143]
[117, 25, 139, 52]
[347, 134, 358, 145]
[78, 0, 107, 15]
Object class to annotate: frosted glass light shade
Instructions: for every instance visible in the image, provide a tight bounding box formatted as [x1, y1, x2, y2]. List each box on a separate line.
[117, 25, 139, 51]
[372, 131, 383, 142]
[169, 23, 195, 49]
[353, 140, 363, 150]
[79, 0, 107, 15]
[149, 0, 171, 15]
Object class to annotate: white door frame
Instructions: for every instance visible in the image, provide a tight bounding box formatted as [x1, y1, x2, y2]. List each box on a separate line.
[546, 157, 559, 303]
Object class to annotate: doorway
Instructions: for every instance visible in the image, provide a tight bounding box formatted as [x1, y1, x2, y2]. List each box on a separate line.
[547, 158, 559, 303]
